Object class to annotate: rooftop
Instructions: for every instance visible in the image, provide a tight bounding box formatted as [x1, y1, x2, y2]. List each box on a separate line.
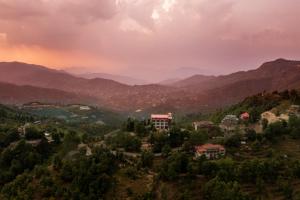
[195, 144, 225, 152]
[193, 121, 214, 126]
[151, 113, 172, 120]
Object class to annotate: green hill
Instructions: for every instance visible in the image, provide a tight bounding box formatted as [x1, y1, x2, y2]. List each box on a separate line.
[2, 90, 300, 199]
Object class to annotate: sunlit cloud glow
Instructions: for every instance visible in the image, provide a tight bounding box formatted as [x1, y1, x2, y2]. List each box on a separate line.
[0, 0, 299, 81]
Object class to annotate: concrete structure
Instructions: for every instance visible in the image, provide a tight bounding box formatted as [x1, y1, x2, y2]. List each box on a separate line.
[151, 113, 172, 130]
[261, 111, 289, 124]
[195, 144, 225, 159]
[193, 121, 214, 131]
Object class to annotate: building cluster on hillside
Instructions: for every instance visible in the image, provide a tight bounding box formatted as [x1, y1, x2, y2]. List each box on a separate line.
[192, 113, 251, 159]
[149, 111, 253, 160]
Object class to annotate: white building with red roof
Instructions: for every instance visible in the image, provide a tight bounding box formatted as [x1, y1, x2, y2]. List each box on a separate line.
[151, 113, 172, 130]
[240, 112, 250, 121]
[195, 144, 225, 159]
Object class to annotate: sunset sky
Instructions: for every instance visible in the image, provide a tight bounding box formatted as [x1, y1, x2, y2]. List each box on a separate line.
[0, 0, 299, 81]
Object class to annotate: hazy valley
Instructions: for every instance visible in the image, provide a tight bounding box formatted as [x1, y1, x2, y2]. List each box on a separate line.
[1, 59, 300, 114]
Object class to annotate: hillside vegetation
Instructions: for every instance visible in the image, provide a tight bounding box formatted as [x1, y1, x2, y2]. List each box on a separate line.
[1, 90, 300, 199]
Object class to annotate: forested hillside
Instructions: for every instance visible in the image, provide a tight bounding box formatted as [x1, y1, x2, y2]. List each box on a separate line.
[2, 90, 300, 199]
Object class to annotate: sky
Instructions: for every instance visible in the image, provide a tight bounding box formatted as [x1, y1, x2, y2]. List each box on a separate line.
[0, 0, 300, 81]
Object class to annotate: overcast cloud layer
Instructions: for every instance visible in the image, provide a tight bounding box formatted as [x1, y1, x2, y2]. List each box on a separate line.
[0, 0, 300, 81]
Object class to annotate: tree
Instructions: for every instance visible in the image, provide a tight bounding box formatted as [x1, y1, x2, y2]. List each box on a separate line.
[140, 150, 154, 168]
[169, 126, 186, 148]
[134, 121, 147, 137]
[123, 118, 135, 132]
[52, 132, 61, 144]
[53, 155, 62, 170]
[150, 132, 168, 153]
[25, 126, 43, 140]
[0, 129, 20, 148]
[189, 130, 208, 145]
[278, 179, 293, 200]
[203, 177, 249, 200]
[255, 177, 265, 200]
[225, 134, 241, 148]
[161, 144, 172, 158]
[123, 135, 141, 152]
[262, 119, 269, 130]
[245, 129, 257, 141]
[264, 121, 287, 142]
[160, 152, 189, 180]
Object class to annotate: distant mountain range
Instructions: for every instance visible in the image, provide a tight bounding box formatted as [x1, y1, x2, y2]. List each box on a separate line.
[0, 59, 300, 113]
[73, 72, 149, 85]
[0, 81, 96, 105]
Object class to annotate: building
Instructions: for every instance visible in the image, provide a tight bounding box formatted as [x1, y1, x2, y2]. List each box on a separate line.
[220, 115, 239, 131]
[17, 123, 31, 137]
[221, 115, 239, 126]
[193, 121, 214, 131]
[288, 105, 300, 117]
[240, 112, 250, 121]
[79, 106, 91, 111]
[151, 113, 172, 130]
[195, 144, 225, 159]
[261, 111, 289, 124]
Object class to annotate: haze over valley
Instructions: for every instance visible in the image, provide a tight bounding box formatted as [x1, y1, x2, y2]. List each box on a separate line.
[1, 58, 300, 114]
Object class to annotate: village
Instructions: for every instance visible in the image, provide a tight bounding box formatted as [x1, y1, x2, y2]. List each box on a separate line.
[14, 102, 300, 162]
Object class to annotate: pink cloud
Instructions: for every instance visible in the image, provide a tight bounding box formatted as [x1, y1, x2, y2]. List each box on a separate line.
[0, 0, 299, 81]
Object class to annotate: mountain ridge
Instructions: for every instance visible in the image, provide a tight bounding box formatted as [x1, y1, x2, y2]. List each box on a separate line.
[74, 72, 149, 85]
[0, 59, 300, 112]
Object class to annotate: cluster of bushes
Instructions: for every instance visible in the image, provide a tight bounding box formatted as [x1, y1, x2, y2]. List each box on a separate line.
[0, 128, 20, 149]
[159, 150, 300, 199]
[0, 105, 34, 123]
[106, 132, 142, 152]
[210, 90, 300, 124]
[122, 118, 150, 137]
[0, 140, 50, 186]
[149, 126, 189, 153]
[262, 114, 300, 142]
[1, 147, 118, 200]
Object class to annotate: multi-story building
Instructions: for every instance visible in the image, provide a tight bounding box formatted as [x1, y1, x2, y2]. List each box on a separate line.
[151, 113, 172, 130]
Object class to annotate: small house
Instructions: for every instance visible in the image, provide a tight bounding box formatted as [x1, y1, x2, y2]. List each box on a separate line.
[193, 121, 214, 131]
[195, 144, 225, 159]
